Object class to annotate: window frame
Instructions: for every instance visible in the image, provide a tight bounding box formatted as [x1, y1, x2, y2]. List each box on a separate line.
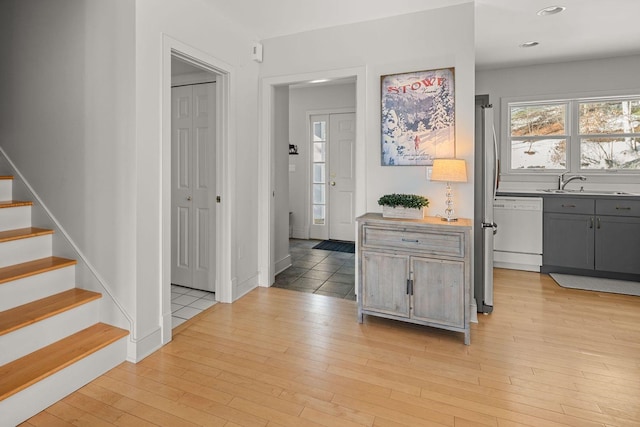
[507, 100, 570, 173]
[502, 93, 640, 179]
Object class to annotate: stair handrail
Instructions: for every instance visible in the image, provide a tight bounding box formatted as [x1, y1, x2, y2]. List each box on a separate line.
[0, 146, 137, 341]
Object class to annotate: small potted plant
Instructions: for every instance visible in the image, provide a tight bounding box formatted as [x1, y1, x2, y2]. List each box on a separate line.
[378, 193, 429, 219]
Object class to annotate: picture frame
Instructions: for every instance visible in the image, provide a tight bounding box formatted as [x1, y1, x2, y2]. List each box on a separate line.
[381, 67, 455, 166]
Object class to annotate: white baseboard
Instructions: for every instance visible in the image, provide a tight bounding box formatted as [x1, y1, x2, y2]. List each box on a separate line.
[126, 327, 162, 363]
[234, 274, 258, 301]
[275, 254, 292, 275]
[291, 226, 308, 239]
[494, 251, 541, 272]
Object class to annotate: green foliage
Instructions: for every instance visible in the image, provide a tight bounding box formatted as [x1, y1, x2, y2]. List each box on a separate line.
[377, 193, 429, 209]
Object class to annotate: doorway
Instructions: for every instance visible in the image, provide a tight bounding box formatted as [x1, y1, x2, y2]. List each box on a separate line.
[309, 112, 356, 242]
[170, 56, 218, 327]
[258, 67, 366, 288]
[161, 36, 233, 344]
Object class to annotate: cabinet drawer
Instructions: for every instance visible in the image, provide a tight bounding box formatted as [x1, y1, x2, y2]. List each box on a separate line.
[544, 198, 594, 214]
[362, 225, 464, 257]
[596, 199, 640, 217]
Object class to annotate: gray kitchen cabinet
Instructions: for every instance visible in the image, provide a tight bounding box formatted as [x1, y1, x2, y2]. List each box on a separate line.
[543, 197, 640, 276]
[356, 213, 471, 345]
[595, 201, 640, 275]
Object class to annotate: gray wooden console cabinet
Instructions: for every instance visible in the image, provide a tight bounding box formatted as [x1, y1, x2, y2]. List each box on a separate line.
[356, 213, 472, 345]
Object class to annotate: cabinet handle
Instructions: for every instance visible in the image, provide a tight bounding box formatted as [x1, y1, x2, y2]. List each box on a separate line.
[597, 217, 601, 229]
[402, 238, 419, 243]
[589, 217, 594, 229]
[616, 206, 632, 210]
[561, 204, 576, 208]
[406, 279, 411, 295]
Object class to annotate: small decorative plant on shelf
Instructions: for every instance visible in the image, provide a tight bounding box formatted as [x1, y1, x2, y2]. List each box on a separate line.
[378, 193, 429, 219]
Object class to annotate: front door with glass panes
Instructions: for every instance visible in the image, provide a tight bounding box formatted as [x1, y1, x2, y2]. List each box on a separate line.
[310, 113, 356, 241]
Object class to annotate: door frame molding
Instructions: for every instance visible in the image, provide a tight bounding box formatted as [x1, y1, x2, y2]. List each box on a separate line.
[161, 35, 235, 344]
[258, 67, 366, 287]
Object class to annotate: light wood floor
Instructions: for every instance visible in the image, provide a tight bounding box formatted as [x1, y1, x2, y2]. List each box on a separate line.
[22, 269, 640, 426]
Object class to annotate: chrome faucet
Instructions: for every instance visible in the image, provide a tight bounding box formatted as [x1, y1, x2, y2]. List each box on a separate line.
[558, 172, 587, 190]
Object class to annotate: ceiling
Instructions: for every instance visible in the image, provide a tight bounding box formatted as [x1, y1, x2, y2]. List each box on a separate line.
[202, 0, 640, 70]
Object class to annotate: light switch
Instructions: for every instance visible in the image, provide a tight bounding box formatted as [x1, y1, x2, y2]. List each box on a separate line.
[289, 164, 296, 172]
[426, 167, 432, 180]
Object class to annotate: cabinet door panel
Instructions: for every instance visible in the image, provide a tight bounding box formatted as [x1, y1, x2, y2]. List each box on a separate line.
[596, 216, 640, 274]
[543, 213, 594, 270]
[361, 251, 410, 317]
[411, 257, 464, 328]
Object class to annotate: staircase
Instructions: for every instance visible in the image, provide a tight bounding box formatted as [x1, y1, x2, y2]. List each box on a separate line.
[0, 175, 129, 426]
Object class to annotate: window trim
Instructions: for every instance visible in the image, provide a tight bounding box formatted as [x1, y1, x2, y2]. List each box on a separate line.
[501, 92, 640, 180]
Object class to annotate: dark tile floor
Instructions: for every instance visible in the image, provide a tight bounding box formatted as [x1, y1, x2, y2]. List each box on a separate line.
[273, 239, 356, 300]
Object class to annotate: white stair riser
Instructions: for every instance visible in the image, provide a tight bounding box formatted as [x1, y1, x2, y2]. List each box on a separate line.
[0, 234, 52, 269]
[0, 299, 100, 365]
[0, 180, 11, 200]
[0, 266, 75, 311]
[0, 335, 127, 427]
[0, 205, 31, 232]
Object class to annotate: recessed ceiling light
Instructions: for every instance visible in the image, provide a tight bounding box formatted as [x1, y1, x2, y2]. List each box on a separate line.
[537, 6, 566, 16]
[519, 41, 540, 48]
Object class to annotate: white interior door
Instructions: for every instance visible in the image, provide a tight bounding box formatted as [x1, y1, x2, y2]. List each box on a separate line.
[171, 83, 216, 291]
[328, 113, 356, 241]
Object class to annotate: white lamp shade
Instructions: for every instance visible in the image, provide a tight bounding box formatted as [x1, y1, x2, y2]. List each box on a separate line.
[431, 158, 467, 183]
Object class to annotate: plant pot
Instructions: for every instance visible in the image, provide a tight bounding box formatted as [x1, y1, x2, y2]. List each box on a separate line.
[382, 206, 425, 219]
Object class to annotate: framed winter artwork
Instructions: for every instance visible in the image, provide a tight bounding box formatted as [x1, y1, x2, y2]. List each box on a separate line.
[381, 67, 455, 166]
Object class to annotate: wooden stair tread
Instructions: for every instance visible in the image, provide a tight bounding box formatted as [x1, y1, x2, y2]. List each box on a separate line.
[0, 200, 33, 209]
[0, 256, 77, 285]
[0, 227, 53, 243]
[0, 288, 101, 337]
[0, 176, 13, 180]
[0, 323, 128, 401]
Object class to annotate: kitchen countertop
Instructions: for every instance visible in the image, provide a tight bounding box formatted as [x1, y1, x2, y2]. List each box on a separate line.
[496, 189, 640, 200]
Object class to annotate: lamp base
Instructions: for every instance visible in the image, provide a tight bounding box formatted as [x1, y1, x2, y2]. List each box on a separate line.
[440, 217, 459, 222]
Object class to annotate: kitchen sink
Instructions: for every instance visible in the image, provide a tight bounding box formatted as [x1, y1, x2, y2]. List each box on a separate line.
[540, 189, 634, 195]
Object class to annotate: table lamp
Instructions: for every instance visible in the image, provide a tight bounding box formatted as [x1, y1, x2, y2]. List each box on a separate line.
[431, 158, 467, 222]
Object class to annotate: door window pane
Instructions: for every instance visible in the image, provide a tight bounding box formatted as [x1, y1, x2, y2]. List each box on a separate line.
[311, 118, 327, 228]
[313, 122, 326, 141]
[313, 163, 325, 183]
[313, 183, 325, 204]
[313, 205, 325, 225]
[313, 142, 325, 162]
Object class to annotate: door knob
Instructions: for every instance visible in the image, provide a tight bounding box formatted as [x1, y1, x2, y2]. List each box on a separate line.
[330, 181, 336, 186]
[187, 196, 192, 201]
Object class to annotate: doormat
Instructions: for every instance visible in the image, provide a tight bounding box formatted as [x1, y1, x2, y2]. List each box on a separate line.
[313, 240, 355, 254]
[550, 273, 640, 297]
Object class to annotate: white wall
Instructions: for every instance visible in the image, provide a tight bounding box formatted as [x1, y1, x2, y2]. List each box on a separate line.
[0, 0, 136, 334]
[0, 0, 263, 361]
[476, 54, 640, 192]
[135, 0, 261, 357]
[261, 4, 476, 220]
[288, 83, 357, 238]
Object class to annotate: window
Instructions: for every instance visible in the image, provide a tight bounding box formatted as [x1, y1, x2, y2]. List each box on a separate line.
[311, 120, 326, 225]
[578, 99, 640, 170]
[507, 96, 640, 173]
[509, 103, 567, 170]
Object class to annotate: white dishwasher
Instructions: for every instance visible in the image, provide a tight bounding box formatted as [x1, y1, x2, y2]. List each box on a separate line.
[493, 196, 543, 272]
